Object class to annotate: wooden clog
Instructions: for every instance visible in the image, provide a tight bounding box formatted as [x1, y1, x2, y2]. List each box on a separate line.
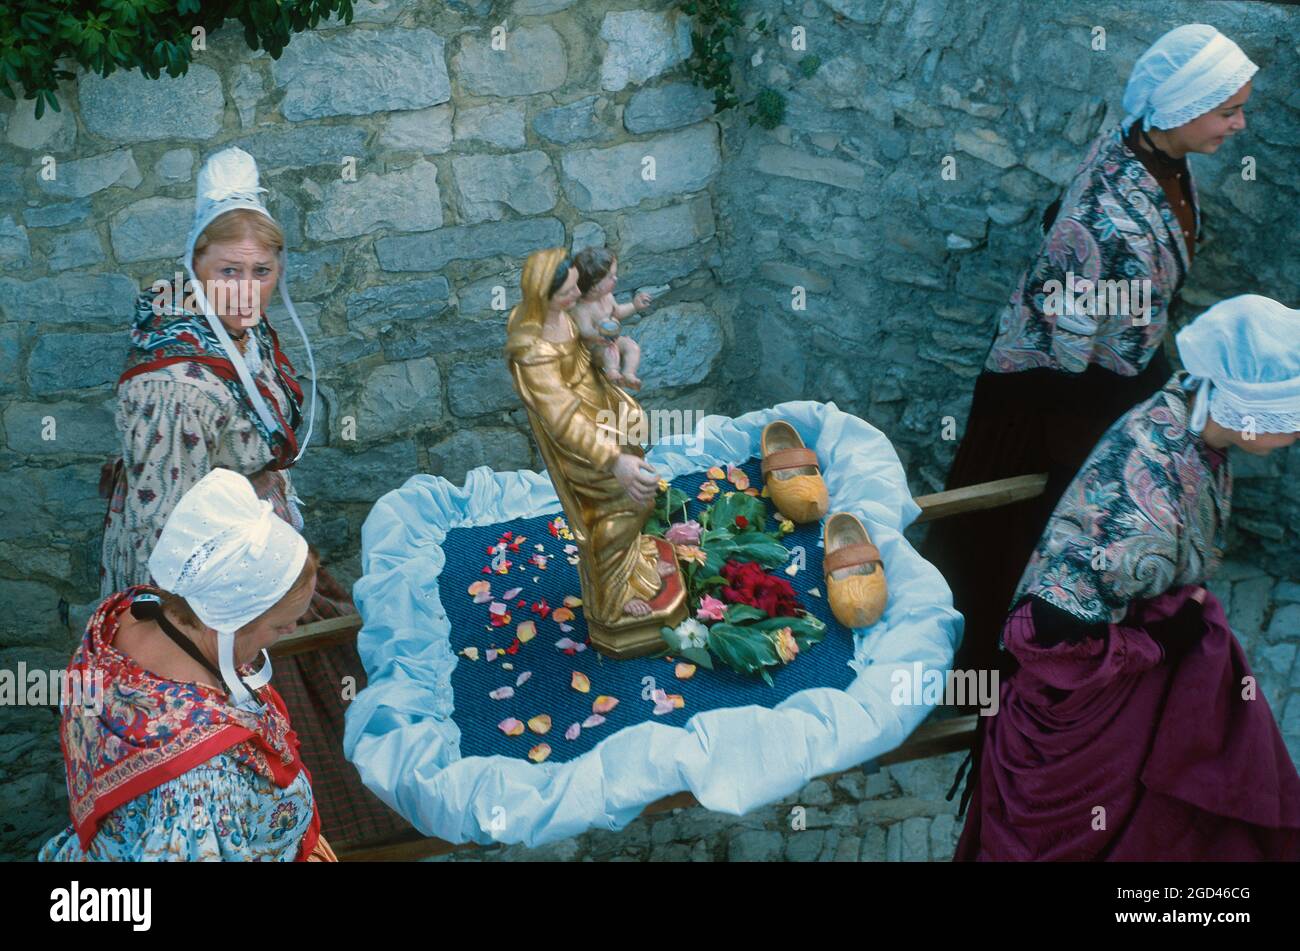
[760, 421, 829, 523]
[823, 512, 888, 629]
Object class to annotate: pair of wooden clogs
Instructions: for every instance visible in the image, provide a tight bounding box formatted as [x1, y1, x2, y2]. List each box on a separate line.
[761, 421, 888, 629]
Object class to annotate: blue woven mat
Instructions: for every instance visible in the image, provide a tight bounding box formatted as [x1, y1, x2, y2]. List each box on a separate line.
[444, 457, 858, 763]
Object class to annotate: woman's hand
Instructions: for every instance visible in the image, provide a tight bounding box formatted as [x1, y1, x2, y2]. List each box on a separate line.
[613, 454, 659, 505]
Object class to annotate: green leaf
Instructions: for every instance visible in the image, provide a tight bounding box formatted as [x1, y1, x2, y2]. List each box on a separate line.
[660, 624, 683, 652]
[707, 622, 780, 680]
[679, 646, 713, 670]
[710, 491, 766, 534]
[722, 603, 767, 624]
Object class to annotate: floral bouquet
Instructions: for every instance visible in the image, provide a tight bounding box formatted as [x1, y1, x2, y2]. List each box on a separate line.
[648, 466, 826, 685]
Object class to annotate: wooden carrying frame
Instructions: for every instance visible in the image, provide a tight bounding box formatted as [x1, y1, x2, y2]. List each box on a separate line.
[273, 473, 1048, 861]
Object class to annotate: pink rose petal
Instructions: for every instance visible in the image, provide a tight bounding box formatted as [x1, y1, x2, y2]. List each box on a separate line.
[504, 587, 522, 600]
[564, 722, 581, 741]
[515, 670, 532, 687]
[582, 714, 606, 728]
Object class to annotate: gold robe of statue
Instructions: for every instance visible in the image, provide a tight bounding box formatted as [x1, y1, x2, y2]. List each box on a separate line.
[505, 248, 684, 654]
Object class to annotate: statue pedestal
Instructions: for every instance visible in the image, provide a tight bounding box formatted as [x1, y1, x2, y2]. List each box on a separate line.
[585, 537, 688, 659]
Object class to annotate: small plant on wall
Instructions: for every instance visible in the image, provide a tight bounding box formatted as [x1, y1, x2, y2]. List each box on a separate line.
[681, 1, 790, 129]
[1, 0, 357, 119]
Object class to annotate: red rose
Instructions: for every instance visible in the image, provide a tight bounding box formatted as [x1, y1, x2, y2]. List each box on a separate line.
[734, 515, 749, 529]
[719, 559, 803, 618]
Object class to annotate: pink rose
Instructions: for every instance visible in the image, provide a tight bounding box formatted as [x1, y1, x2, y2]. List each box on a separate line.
[696, 594, 726, 622]
[665, 520, 702, 546]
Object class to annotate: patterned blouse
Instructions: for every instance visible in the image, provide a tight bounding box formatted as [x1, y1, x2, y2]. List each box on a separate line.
[40, 752, 315, 862]
[100, 292, 305, 596]
[1013, 372, 1232, 624]
[984, 126, 1199, 377]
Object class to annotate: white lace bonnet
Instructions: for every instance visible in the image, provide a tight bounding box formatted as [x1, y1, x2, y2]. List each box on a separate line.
[1177, 294, 1300, 436]
[1122, 24, 1257, 132]
[148, 468, 308, 708]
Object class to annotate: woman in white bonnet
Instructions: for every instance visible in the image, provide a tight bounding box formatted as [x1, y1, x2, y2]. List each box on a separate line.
[43, 469, 335, 861]
[97, 147, 406, 850]
[956, 294, 1300, 860]
[925, 23, 1259, 679]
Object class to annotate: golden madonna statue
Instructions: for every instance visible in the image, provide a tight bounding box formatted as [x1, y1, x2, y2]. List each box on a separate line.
[505, 247, 687, 658]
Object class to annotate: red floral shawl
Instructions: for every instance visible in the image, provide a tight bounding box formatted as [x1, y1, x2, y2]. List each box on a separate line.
[59, 587, 320, 860]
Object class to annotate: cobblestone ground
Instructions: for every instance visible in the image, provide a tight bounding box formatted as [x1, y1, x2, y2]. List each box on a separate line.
[3, 559, 1297, 861]
[429, 558, 1300, 862]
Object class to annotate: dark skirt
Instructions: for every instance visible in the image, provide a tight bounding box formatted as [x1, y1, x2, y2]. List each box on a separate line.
[955, 589, 1300, 860]
[920, 350, 1172, 679]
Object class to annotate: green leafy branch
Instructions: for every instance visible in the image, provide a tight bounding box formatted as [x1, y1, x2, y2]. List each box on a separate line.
[0, 0, 356, 119]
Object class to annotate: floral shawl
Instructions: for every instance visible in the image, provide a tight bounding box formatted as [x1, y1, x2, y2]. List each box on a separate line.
[119, 290, 303, 469]
[60, 587, 320, 860]
[1013, 372, 1232, 624]
[985, 126, 1199, 377]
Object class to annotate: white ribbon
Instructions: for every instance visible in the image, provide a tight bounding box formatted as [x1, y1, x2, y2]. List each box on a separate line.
[1188, 375, 1213, 433]
[218, 631, 272, 711]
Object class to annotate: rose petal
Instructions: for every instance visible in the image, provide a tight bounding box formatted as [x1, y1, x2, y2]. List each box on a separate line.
[651, 688, 668, 703]
[592, 695, 619, 714]
[555, 637, 578, 651]
[486, 649, 498, 662]
[528, 743, 551, 763]
[502, 662, 513, 671]
[652, 701, 675, 716]
[669, 693, 685, 709]
[552, 607, 575, 623]
[675, 662, 696, 679]
[564, 722, 581, 741]
[727, 466, 750, 490]
[527, 714, 552, 735]
[498, 717, 524, 736]
[489, 601, 508, 616]
[515, 670, 532, 687]
[582, 714, 606, 728]
[571, 671, 591, 693]
[504, 587, 522, 600]
[517, 620, 536, 643]
[563, 595, 583, 608]
[489, 686, 514, 700]
[460, 647, 480, 661]
[808, 587, 822, 598]
[784, 562, 799, 576]
[706, 466, 725, 480]
[559, 623, 574, 633]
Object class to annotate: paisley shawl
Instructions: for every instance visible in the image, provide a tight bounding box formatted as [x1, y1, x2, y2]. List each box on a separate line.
[986, 126, 1197, 376]
[1013, 372, 1231, 624]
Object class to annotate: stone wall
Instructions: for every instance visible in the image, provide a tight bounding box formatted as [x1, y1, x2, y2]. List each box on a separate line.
[2, 0, 1298, 860]
[713, 0, 1300, 568]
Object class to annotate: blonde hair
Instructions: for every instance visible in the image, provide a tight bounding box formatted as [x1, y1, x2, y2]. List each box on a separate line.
[194, 208, 284, 261]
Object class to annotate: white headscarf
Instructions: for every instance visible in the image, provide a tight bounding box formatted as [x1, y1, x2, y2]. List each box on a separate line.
[185, 147, 317, 462]
[1122, 24, 1257, 132]
[148, 468, 308, 708]
[1176, 294, 1300, 436]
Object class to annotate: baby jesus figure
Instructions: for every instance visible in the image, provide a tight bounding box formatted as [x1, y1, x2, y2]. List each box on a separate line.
[571, 246, 651, 390]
